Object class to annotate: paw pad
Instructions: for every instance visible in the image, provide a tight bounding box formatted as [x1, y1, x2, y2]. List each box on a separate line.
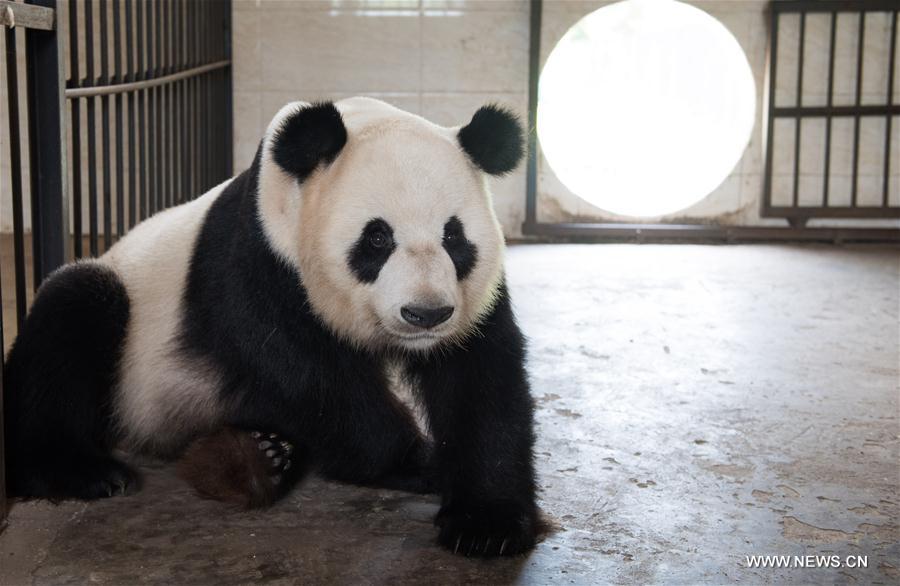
[253, 431, 293, 485]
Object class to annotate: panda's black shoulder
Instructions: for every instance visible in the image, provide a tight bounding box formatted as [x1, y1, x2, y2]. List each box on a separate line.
[179, 157, 315, 356]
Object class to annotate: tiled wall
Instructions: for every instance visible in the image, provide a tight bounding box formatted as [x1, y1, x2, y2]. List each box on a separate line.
[233, 0, 530, 235]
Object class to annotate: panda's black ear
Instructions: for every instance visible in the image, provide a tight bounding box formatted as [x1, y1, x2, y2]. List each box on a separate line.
[271, 102, 348, 182]
[457, 104, 525, 176]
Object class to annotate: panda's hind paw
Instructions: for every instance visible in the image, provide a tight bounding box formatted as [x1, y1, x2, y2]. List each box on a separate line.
[253, 431, 293, 485]
[178, 427, 303, 509]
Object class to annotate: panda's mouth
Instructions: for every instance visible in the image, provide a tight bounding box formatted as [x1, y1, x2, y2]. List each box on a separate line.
[386, 329, 441, 341]
[394, 333, 439, 341]
[381, 326, 445, 349]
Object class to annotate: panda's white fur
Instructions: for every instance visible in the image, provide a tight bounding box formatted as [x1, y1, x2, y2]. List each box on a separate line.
[99, 180, 233, 452]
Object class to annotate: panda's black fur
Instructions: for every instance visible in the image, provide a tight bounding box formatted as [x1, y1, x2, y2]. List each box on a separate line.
[4, 264, 136, 499]
[3, 101, 538, 557]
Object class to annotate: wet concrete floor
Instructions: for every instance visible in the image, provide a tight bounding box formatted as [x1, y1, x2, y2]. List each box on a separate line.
[1, 244, 898, 584]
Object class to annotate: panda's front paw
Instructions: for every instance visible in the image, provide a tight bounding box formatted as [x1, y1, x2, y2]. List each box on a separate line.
[435, 501, 537, 557]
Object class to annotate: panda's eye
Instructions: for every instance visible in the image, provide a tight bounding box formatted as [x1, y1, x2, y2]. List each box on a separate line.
[443, 218, 463, 245]
[368, 230, 392, 249]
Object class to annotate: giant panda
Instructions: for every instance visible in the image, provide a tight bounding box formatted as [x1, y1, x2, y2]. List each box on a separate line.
[3, 97, 538, 557]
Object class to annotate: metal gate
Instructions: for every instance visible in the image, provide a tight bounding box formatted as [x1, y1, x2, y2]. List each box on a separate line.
[763, 0, 899, 226]
[522, 0, 900, 242]
[1, 0, 232, 527]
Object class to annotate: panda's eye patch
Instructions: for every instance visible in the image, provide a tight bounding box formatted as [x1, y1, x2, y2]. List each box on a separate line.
[442, 216, 478, 281]
[348, 218, 396, 283]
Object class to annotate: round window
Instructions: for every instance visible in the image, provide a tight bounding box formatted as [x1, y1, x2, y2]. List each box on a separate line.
[537, 0, 756, 218]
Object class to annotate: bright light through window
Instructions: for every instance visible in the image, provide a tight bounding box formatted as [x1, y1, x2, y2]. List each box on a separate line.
[537, 0, 756, 218]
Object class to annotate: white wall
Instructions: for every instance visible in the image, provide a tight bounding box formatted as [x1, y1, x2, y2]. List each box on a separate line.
[231, 0, 530, 236]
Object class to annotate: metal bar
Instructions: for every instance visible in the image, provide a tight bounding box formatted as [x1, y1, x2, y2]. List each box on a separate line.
[137, 0, 147, 221]
[0, 0, 54, 30]
[169, 0, 176, 206]
[126, 0, 136, 228]
[175, 0, 183, 204]
[215, 0, 231, 184]
[25, 0, 70, 279]
[124, 0, 137, 229]
[851, 12, 865, 207]
[162, 0, 169, 75]
[200, 1, 207, 192]
[524, 0, 541, 228]
[209, 0, 217, 184]
[773, 104, 900, 117]
[188, 2, 194, 198]
[883, 10, 897, 207]
[154, 0, 162, 213]
[100, 0, 113, 251]
[69, 0, 82, 257]
[154, 0, 160, 77]
[85, 0, 99, 256]
[764, 205, 900, 218]
[215, 0, 222, 183]
[521, 222, 900, 243]
[114, 0, 125, 237]
[180, 0, 189, 202]
[146, 0, 155, 217]
[792, 12, 806, 208]
[823, 10, 837, 206]
[0, 250, 5, 528]
[201, 0, 209, 192]
[163, 0, 171, 208]
[5, 26, 28, 329]
[773, 1, 900, 14]
[224, 0, 233, 177]
[762, 5, 779, 215]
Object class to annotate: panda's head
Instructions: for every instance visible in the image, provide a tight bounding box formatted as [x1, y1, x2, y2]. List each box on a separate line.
[257, 97, 524, 352]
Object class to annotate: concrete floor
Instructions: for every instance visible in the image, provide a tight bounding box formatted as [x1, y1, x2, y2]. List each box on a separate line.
[1, 243, 898, 585]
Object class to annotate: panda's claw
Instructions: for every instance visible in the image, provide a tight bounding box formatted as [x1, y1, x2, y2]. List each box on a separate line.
[250, 431, 262, 439]
[251, 432, 296, 484]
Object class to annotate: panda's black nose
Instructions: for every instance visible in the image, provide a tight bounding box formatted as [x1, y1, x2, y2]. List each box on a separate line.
[401, 305, 454, 329]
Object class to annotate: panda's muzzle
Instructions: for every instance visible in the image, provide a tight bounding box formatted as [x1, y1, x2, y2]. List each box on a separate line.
[400, 304, 454, 330]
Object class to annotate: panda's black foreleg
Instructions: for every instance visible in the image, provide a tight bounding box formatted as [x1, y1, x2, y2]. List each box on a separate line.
[304, 384, 438, 495]
[409, 285, 538, 557]
[353, 436, 437, 494]
[3, 263, 138, 500]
